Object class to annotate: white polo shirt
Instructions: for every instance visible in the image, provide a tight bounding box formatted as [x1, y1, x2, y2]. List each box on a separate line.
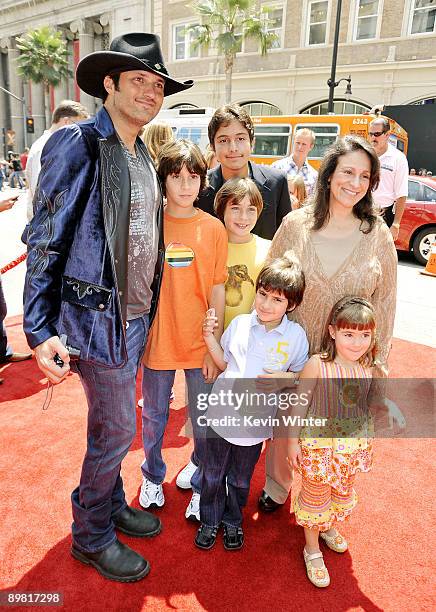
[205, 311, 309, 446]
[372, 143, 409, 209]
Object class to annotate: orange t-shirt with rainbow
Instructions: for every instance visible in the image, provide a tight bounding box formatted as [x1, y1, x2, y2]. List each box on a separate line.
[143, 209, 228, 370]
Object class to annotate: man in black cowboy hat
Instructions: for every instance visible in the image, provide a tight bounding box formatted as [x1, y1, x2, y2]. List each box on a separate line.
[23, 33, 193, 582]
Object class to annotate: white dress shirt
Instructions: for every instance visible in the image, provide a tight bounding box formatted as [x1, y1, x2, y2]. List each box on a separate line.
[25, 130, 53, 221]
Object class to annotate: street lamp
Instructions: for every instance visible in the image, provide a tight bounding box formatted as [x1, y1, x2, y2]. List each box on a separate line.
[326, 0, 353, 113]
[0, 84, 28, 150]
[327, 74, 353, 110]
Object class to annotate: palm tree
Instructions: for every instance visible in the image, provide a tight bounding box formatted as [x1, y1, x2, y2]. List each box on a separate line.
[189, 0, 278, 103]
[16, 26, 71, 127]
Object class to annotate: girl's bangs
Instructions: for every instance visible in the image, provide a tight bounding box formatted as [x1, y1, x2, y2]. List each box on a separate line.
[335, 314, 376, 331]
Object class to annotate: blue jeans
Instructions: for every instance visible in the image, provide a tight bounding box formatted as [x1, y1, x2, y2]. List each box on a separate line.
[199, 429, 262, 528]
[141, 367, 212, 493]
[0, 277, 12, 362]
[10, 171, 24, 189]
[71, 315, 149, 553]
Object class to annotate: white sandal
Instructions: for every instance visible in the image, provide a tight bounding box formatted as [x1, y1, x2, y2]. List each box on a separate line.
[320, 529, 348, 553]
[303, 548, 330, 588]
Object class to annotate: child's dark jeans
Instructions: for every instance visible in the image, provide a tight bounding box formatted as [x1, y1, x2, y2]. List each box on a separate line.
[199, 428, 262, 528]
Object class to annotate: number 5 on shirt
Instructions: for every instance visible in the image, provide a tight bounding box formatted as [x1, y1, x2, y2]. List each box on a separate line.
[276, 341, 289, 364]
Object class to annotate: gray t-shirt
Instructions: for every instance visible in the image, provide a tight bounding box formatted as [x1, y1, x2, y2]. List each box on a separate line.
[120, 141, 159, 319]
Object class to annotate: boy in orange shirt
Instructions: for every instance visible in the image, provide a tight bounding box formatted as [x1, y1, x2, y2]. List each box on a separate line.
[140, 140, 227, 520]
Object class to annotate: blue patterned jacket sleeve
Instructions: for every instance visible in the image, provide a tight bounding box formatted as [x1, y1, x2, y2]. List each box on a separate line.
[23, 124, 93, 349]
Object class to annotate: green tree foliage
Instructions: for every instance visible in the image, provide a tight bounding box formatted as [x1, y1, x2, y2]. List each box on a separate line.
[16, 27, 71, 126]
[189, 0, 278, 102]
[16, 26, 70, 87]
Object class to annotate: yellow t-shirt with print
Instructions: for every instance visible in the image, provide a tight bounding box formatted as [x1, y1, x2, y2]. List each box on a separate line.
[225, 234, 271, 329]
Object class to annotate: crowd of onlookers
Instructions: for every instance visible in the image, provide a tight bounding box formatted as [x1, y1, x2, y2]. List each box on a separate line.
[410, 167, 433, 176]
[0, 148, 29, 191]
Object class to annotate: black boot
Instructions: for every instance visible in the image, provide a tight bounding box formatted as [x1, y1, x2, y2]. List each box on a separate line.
[71, 539, 149, 582]
[113, 505, 161, 537]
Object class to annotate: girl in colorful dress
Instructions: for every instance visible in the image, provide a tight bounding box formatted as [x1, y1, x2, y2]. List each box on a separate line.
[288, 296, 376, 588]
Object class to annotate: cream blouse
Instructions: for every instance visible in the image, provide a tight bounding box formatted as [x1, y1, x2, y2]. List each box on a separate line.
[268, 208, 398, 375]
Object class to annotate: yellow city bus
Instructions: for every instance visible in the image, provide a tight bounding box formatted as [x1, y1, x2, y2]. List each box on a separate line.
[251, 114, 408, 169]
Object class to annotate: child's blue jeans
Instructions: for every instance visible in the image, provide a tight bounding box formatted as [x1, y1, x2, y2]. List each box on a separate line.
[141, 366, 213, 492]
[199, 429, 262, 528]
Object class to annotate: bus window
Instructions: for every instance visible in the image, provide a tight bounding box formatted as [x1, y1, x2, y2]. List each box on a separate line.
[388, 133, 407, 154]
[252, 125, 291, 157]
[295, 124, 340, 159]
[178, 127, 204, 146]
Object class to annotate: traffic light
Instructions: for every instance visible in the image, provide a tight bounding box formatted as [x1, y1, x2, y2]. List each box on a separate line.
[26, 117, 34, 134]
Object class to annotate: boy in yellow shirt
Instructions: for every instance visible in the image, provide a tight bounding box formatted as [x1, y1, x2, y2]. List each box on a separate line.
[214, 177, 271, 328]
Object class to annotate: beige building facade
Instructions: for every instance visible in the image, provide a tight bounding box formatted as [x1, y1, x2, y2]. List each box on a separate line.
[1, 0, 435, 151]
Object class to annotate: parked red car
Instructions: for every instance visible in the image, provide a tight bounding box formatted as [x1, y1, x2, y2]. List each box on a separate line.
[395, 176, 436, 265]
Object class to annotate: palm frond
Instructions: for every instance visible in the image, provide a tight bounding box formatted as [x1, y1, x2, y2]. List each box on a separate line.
[16, 26, 71, 86]
[189, 0, 278, 100]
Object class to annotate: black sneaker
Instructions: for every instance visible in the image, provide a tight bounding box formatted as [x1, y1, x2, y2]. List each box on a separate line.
[223, 525, 244, 550]
[194, 524, 218, 550]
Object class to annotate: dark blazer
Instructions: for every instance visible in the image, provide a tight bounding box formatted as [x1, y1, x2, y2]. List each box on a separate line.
[23, 107, 164, 368]
[197, 161, 291, 240]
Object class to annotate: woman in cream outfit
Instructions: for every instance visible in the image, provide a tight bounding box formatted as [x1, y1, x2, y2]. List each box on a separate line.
[259, 135, 397, 510]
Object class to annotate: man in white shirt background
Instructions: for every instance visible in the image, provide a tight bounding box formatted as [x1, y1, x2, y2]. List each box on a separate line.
[369, 117, 409, 241]
[25, 100, 89, 220]
[272, 127, 318, 196]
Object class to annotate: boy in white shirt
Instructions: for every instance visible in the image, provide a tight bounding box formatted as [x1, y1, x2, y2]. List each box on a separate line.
[195, 253, 308, 550]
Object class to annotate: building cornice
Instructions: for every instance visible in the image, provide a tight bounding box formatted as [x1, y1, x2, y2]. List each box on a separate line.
[0, 0, 44, 10]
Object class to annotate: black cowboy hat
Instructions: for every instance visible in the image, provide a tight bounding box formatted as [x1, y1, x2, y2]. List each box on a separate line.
[76, 32, 194, 98]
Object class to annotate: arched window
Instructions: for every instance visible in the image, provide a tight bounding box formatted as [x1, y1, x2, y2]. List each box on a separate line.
[411, 96, 436, 105]
[168, 103, 199, 109]
[240, 101, 282, 116]
[301, 99, 371, 115]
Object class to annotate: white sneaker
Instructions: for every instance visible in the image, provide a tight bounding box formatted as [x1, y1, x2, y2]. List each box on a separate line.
[185, 492, 200, 522]
[139, 476, 165, 509]
[176, 460, 197, 489]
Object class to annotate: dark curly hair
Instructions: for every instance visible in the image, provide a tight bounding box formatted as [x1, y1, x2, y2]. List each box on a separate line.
[311, 135, 380, 233]
[256, 250, 305, 311]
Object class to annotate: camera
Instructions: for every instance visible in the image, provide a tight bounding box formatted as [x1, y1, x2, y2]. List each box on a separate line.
[53, 334, 81, 368]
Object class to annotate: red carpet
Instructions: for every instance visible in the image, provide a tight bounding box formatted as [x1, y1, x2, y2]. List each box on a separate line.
[0, 315, 434, 611]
